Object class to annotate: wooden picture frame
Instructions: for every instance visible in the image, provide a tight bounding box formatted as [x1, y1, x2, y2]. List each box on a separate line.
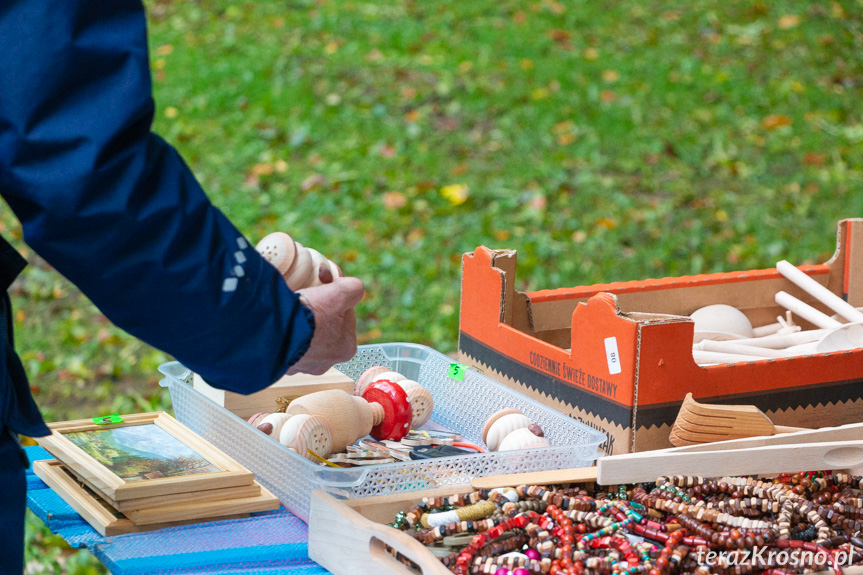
[37, 412, 254, 502]
[32, 460, 251, 536]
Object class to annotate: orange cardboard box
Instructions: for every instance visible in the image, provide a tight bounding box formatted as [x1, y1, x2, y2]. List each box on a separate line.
[458, 218, 863, 455]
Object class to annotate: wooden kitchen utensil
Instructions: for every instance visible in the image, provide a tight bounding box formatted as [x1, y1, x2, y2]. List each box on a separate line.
[597, 439, 863, 485]
[668, 393, 806, 446]
[777, 259, 863, 324]
[470, 421, 863, 488]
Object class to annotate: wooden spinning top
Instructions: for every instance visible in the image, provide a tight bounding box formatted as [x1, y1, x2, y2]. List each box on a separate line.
[355, 366, 434, 428]
[285, 381, 412, 452]
[256, 232, 341, 290]
[482, 408, 550, 451]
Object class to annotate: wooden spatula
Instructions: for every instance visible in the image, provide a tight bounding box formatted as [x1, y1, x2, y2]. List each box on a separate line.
[669, 393, 806, 447]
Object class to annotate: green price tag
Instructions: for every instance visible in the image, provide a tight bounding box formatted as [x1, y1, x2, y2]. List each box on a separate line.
[448, 363, 468, 381]
[93, 414, 123, 425]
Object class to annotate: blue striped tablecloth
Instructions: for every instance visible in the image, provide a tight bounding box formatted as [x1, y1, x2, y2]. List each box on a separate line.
[25, 446, 330, 575]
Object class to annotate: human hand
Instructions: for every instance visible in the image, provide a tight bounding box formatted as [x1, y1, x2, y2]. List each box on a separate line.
[286, 275, 365, 375]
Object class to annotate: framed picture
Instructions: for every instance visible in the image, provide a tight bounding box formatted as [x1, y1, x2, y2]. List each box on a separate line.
[37, 412, 254, 502]
[32, 460, 255, 536]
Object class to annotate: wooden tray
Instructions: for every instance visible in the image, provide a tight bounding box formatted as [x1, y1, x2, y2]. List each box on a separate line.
[309, 487, 472, 575]
[309, 485, 863, 575]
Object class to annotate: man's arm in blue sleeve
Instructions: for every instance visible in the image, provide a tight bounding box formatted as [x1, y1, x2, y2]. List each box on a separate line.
[0, 0, 314, 393]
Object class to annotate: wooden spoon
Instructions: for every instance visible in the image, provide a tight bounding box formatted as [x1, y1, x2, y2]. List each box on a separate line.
[669, 393, 806, 447]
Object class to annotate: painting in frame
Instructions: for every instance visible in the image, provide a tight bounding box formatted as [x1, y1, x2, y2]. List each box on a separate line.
[37, 412, 254, 502]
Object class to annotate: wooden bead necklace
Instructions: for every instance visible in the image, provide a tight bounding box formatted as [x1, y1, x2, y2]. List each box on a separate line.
[387, 472, 863, 574]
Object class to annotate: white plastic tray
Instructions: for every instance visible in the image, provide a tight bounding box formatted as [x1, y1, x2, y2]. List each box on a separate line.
[159, 343, 605, 521]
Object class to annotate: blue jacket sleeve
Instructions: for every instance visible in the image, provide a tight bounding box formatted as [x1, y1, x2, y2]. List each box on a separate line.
[0, 0, 314, 394]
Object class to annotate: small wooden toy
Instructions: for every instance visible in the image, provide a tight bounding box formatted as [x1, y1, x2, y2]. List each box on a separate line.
[285, 381, 413, 452]
[247, 412, 334, 462]
[481, 408, 550, 451]
[354, 366, 434, 428]
[256, 232, 341, 291]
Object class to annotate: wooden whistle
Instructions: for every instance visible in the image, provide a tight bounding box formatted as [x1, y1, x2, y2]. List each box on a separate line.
[285, 381, 413, 453]
[256, 232, 341, 291]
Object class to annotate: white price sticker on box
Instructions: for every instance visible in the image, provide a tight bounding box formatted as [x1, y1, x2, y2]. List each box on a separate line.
[604, 336, 622, 375]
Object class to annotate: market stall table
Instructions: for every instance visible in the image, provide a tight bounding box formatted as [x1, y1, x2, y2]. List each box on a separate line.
[24, 446, 330, 575]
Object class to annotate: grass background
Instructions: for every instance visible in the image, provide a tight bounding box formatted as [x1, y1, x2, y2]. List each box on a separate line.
[14, 0, 862, 571]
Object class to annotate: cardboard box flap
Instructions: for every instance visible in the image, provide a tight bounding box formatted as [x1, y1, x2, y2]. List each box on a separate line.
[827, 218, 863, 305]
[461, 247, 515, 327]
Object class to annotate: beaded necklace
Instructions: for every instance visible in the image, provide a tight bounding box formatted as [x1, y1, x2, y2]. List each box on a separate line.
[386, 472, 863, 574]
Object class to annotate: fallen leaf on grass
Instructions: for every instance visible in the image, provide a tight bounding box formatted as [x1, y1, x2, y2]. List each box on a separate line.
[440, 184, 469, 206]
[778, 15, 800, 29]
[595, 217, 617, 230]
[434, 116, 460, 131]
[301, 173, 326, 191]
[250, 163, 275, 177]
[379, 144, 397, 158]
[383, 191, 407, 210]
[532, 88, 550, 100]
[406, 229, 425, 244]
[762, 115, 793, 130]
[546, 29, 570, 42]
[803, 152, 826, 166]
[546, 29, 572, 49]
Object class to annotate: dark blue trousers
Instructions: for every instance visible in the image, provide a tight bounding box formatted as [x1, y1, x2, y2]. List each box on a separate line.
[0, 428, 27, 574]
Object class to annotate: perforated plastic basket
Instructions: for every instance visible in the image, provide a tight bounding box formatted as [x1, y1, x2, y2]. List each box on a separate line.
[159, 343, 605, 522]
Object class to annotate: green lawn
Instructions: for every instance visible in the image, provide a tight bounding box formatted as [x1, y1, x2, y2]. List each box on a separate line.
[14, 0, 863, 570]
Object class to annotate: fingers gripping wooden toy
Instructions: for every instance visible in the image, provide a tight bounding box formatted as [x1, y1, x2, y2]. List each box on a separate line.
[248, 412, 333, 462]
[355, 366, 434, 428]
[283, 381, 413, 453]
[255, 232, 341, 290]
[481, 408, 550, 451]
